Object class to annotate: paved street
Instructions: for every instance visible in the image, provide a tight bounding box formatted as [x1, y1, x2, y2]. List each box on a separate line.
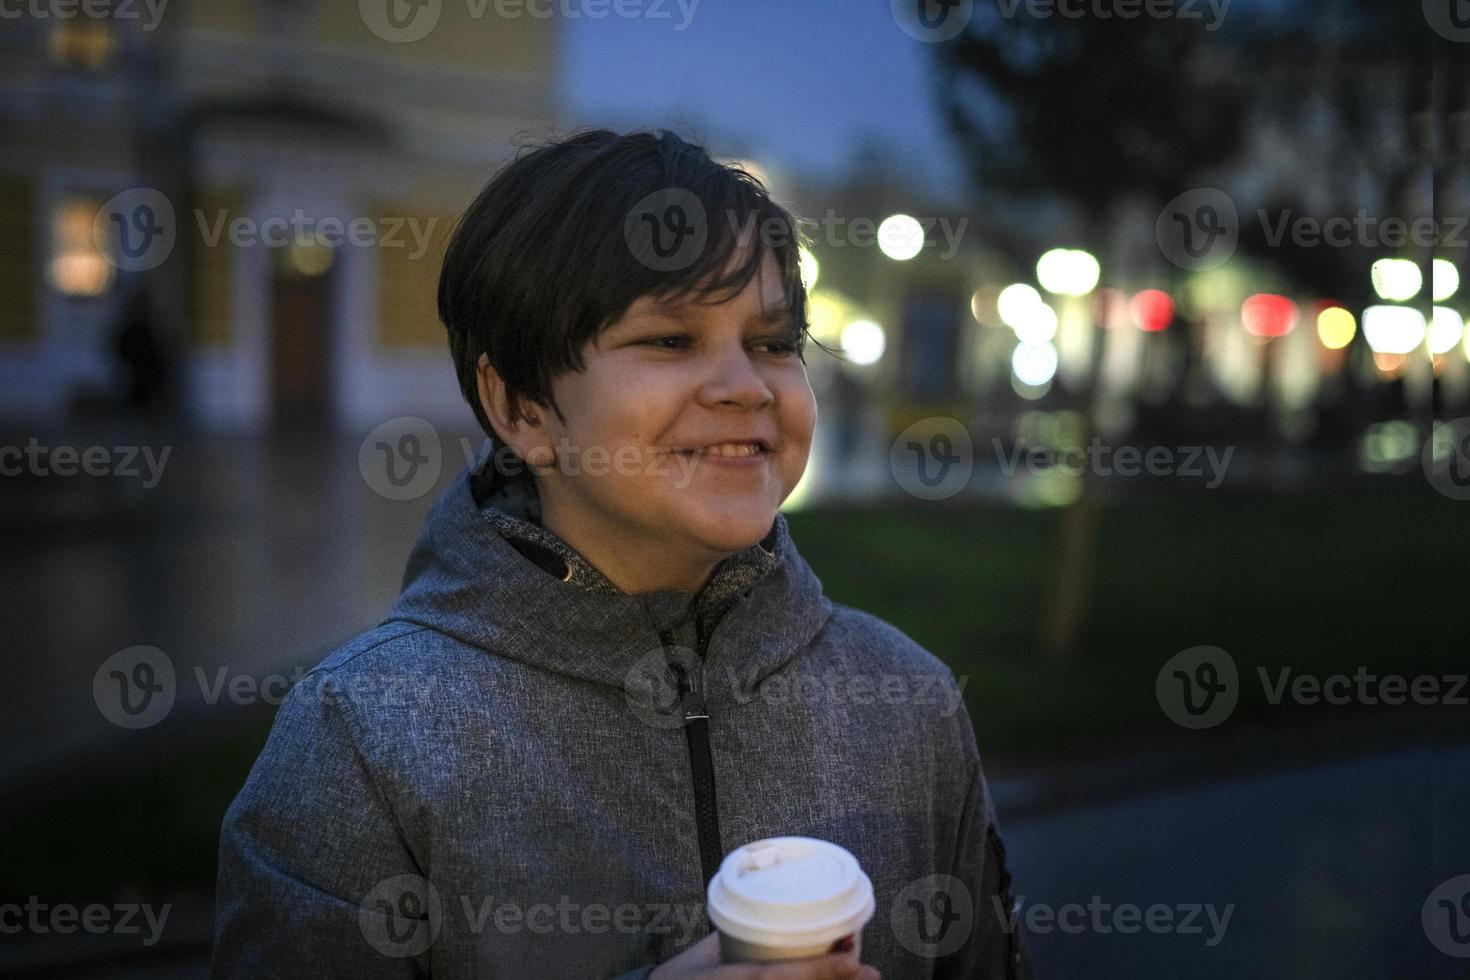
[4, 427, 1462, 978]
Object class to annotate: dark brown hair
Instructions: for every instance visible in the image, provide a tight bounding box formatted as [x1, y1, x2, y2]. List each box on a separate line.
[438, 128, 818, 492]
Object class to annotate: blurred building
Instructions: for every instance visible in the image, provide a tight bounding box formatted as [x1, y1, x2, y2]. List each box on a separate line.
[0, 0, 560, 430]
[785, 157, 995, 429]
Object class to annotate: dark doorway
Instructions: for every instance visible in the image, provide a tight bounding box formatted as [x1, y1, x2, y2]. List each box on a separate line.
[268, 244, 336, 428]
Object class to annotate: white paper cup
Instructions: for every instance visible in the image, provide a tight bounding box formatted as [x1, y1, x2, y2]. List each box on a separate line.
[706, 836, 875, 963]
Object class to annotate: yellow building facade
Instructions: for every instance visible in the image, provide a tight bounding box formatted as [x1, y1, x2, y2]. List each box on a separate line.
[0, 0, 560, 429]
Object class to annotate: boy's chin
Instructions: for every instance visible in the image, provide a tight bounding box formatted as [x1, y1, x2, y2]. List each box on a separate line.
[676, 503, 779, 554]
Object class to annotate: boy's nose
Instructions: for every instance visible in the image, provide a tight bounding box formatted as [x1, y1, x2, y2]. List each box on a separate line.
[698, 343, 775, 410]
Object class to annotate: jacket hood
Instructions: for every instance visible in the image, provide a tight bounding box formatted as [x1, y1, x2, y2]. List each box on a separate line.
[384, 463, 834, 697]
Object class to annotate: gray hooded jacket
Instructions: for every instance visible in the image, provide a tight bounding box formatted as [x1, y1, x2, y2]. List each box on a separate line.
[213, 463, 1025, 979]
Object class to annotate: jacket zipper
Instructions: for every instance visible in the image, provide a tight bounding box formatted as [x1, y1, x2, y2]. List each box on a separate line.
[659, 623, 724, 890]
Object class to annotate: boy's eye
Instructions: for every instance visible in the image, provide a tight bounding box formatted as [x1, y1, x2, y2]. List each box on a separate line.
[641, 335, 693, 350]
[638, 335, 800, 355]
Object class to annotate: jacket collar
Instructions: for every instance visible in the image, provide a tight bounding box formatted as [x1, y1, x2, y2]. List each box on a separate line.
[385, 463, 832, 702]
[468, 466, 785, 624]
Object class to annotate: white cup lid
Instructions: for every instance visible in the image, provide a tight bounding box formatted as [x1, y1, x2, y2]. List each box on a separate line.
[707, 837, 875, 948]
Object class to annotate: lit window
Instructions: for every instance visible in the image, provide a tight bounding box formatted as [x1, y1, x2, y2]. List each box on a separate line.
[49, 197, 115, 298]
[50, 20, 115, 72]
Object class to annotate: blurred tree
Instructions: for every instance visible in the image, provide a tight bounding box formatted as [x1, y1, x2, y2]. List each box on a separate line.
[923, 0, 1434, 657]
[1226, 2, 1431, 307]
[930, 2, 1255, 659]
[932, 0, 1427, 259]
[933, 4, 1248, 232]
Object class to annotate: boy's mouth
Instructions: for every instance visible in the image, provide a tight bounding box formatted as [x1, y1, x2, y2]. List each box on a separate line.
[671, 440, 772, 461]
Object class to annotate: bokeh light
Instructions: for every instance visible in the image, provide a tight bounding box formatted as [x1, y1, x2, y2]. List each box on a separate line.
[877, 214, 924, 261]
[1316, 306, 1356, 350]
[1241, 293, 1298, 338]
[807, 290, 851, 345]
[997, 283, 1045, 330]
[1012, 341, 1060, 386]
[1035, 248, 1101, 296]
[1429, 307, 1464, 356]
[1012, 302, 1059, 345]
[841, 318, 886, 365]
[1432, 259, 1460, 303]
[799, 247, 819, 290]
[1361, 305, 1427, 354]
[1130, 289, 1174, 332]
[1370, 258, 1422, 302]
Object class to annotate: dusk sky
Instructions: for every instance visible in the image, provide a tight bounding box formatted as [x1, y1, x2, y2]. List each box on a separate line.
[559, 1, 970, 202]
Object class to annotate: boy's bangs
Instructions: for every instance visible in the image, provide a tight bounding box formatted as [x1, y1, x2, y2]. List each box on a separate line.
[438, 129, 823, 452]
[593, 172, 809, 343]
[650, 202, 799, 313]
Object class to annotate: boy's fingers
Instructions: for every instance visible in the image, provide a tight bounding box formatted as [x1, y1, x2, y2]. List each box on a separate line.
[747, 951, 871, 979]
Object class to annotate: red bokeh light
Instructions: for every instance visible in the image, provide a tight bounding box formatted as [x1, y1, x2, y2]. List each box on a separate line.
[1241, 293, 1299, 337]
[1130, 289, 1174, 332]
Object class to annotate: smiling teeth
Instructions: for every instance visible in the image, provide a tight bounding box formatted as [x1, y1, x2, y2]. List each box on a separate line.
[695, 443, 763, 457]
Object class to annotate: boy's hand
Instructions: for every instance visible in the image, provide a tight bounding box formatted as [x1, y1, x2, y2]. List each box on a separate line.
[648, 932, 880, 980]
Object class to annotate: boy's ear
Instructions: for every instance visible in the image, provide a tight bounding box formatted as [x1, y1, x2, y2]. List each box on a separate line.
[476, 353, 538, 429]
[476, 354, 553, 468]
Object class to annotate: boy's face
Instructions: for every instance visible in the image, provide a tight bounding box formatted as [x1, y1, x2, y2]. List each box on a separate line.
[522, 250, 815, 565]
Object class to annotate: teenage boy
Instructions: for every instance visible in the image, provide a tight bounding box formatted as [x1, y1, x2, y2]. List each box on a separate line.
[213, 129, 1028, 980]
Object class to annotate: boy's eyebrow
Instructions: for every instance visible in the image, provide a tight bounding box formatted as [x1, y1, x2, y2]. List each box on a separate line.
[630, 300, 793, 326]
[754, 305, 796, 326]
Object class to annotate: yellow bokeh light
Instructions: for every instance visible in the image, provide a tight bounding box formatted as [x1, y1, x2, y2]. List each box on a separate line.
[1316, 307, 1356, 350]
[807, 291, 851, 345]
[287, 242, 335, 277]
[798, 247, 819, 291]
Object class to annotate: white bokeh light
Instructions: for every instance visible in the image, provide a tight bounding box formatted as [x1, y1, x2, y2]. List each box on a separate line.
[1036, 248, 1100, 296]
[841, 319, 886, 365]
[1362, 305, 1427, 354]
[877, 214, 924, 261]
[1012, 341, 1059, 386]
[1430, 307, 1464, 356]
[997, 283, 1044, 330]
[1370, 259, 1422, 302]
[1433, 259, 1460, 303]
[1012, 302, 1059, 345]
